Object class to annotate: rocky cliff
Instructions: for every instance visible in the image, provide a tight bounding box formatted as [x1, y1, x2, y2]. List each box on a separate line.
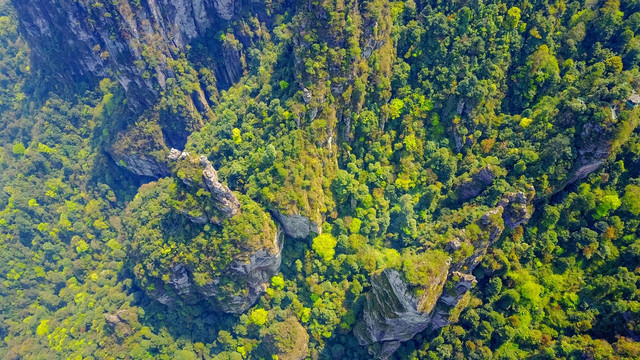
[12, 0, 246, 104]
[554, 122, 612, 194]
[150, 228, 283, 313]
[272, 211, 321, 239]
[355, 190, 535, 358]
[109, 118, 171, 178]
[354, 269, 444, 358]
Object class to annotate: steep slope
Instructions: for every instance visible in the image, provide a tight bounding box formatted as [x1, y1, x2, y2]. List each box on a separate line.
[12, 0, 241, 101]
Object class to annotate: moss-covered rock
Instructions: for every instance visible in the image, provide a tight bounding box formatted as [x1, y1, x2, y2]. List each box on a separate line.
[124, 177, 281, 313]
[109, 118, 170, 178]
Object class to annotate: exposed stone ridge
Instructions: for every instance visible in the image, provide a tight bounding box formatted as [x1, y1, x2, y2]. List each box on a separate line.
[427, 272, 477, 332]
[455, 165, 496, 201]
[199, 155, 241, 218]
[168, 148, 240, 218]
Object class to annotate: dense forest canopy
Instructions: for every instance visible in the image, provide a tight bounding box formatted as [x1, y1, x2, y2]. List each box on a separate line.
[1, 0, 640, 359]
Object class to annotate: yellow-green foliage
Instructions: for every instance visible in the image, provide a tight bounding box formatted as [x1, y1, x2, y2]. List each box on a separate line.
[248, 308, 269, 326]
[251, 130, 333, 224]
[402, 250, 450, 287]
[312, 233, 338, 262]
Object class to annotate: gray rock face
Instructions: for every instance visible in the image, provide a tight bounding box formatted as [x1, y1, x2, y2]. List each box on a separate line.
[112, 153, 170, 178]
[200, 156, 241, 218]
[216, 33, 246, 87]
[13, 0, 241, 104]
[272, 211, 320, 239]
[555, 122, 611, 194]
[427, 272, 477, 331]
[454, 191, 533, 274]
[356, 190, 535, 358]
[355, 270, 478, 358]
[499, 191, 533, 230]
[456, 166, 495, 201]
[151, 229, 283, 313]
[354, 270, 433, 349]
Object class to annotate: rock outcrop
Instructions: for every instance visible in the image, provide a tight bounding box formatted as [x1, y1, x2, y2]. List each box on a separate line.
[354, 269, 435, 358]
[150, 229, 283, 313]
[455, 166, 496, 201]
[200, 156, 241, 218]
[355, 190, 535, 359]
[104, 308, 137, 338]
[169, 149, 240, 221]
[12, 0, 245, 104]
[111, 153, 170, 178]
[127, 149, 281, 314]
[109, 118, 172, 178]
[272, 211, 321, 239]
[427, 272, 477, 331]
[554, 123, 612, 195]
[499, 190, 534, 230]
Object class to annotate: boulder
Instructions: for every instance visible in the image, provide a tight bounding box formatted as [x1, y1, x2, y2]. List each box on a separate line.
[272, 211, 320, 239]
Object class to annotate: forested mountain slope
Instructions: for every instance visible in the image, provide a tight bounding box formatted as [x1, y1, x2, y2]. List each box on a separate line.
[1, 0, 640, 359]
